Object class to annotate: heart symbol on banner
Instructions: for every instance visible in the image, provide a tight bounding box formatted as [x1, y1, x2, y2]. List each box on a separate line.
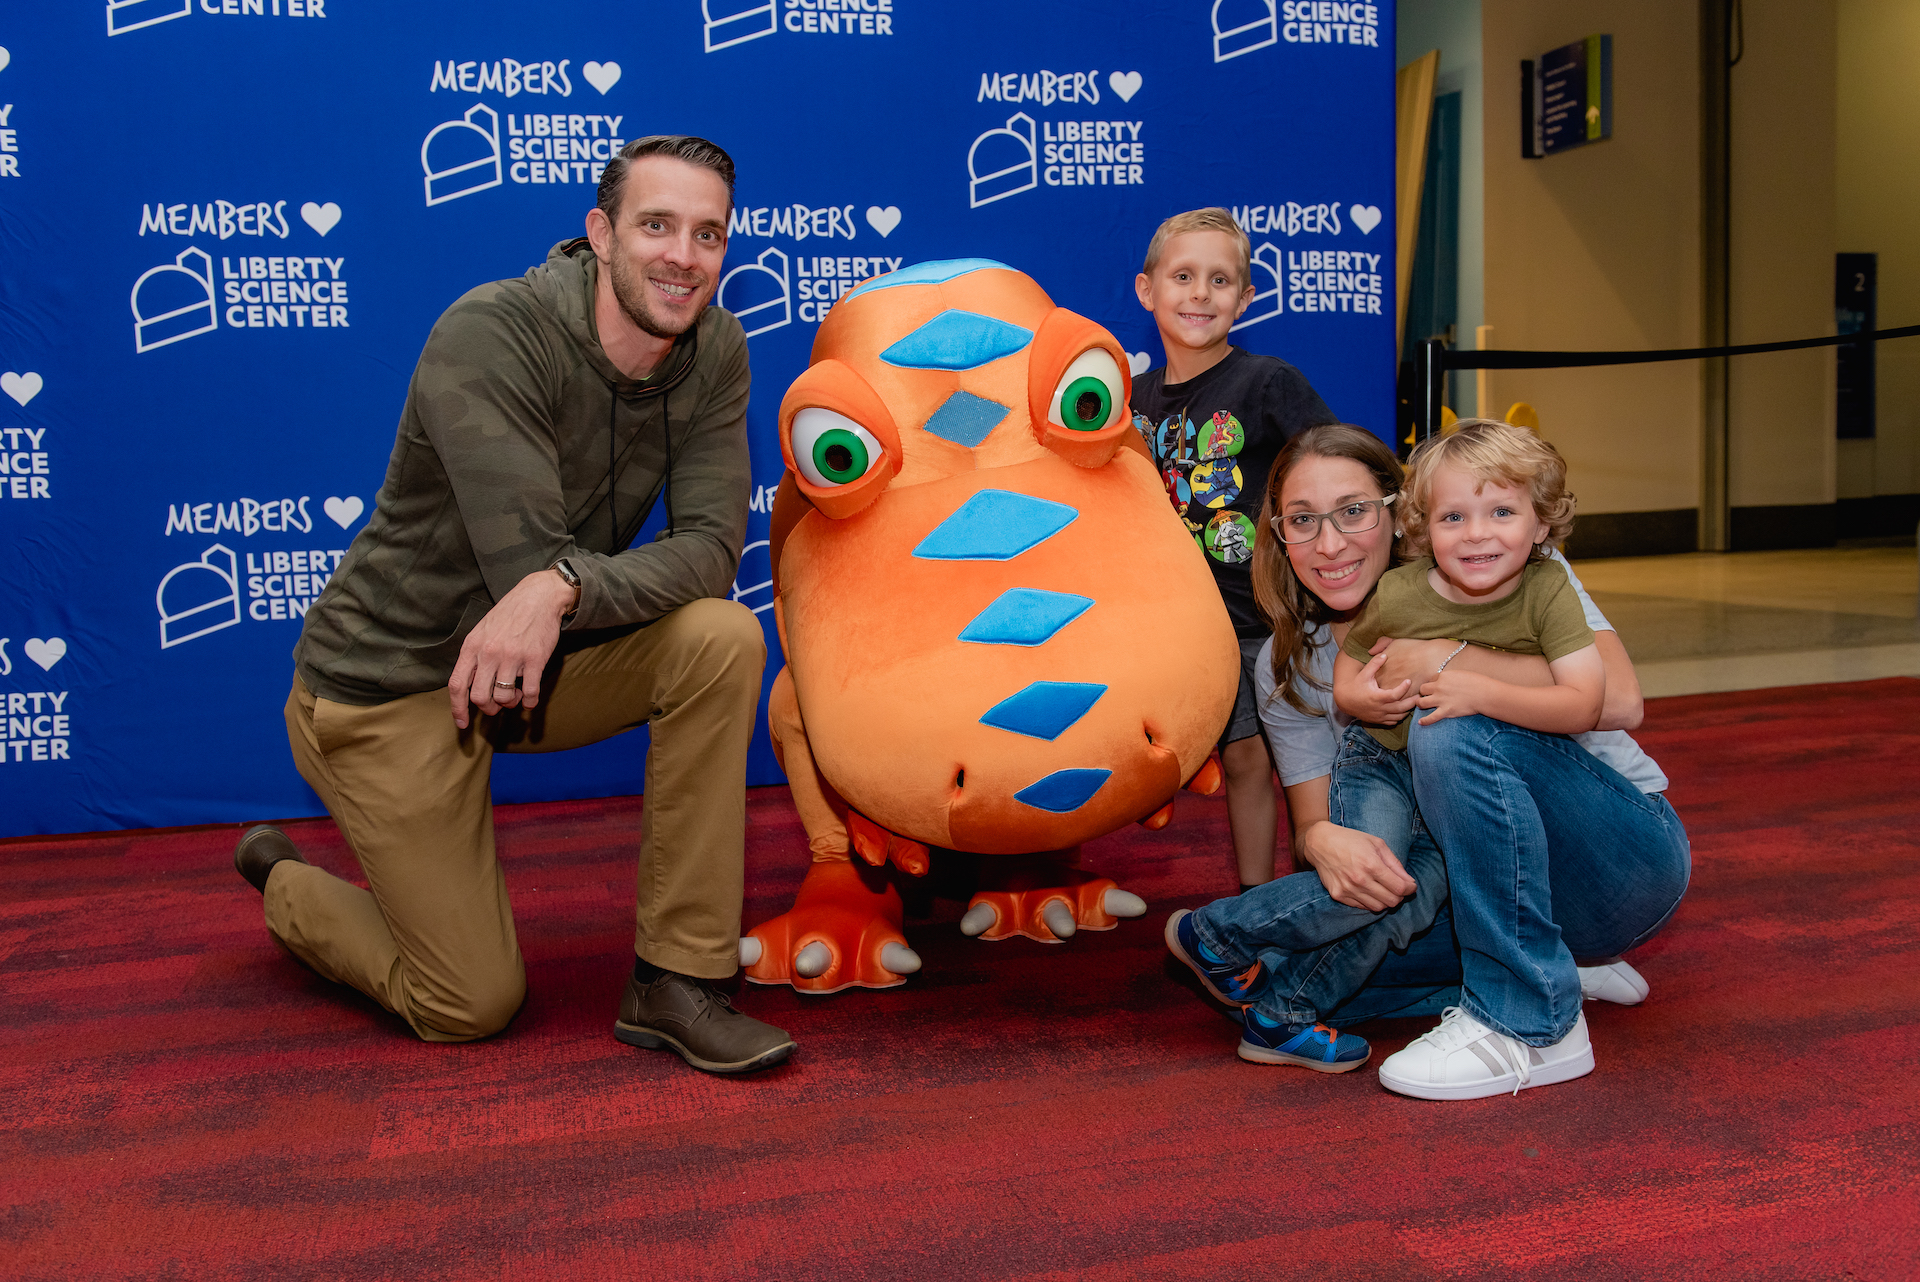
[24, 637, 67, 671]
[582, 61, 621, 94]
[1349, 204, 1382, 234]
[0, 47, 11, 74]
[1127, 351, 1151, 377]
[1108, 71, 1143, 102]
[865, 205, 902, 237]
[2, 371, 43, 406]
[323, 495, 364, 528]
[301, 202, 342, 236]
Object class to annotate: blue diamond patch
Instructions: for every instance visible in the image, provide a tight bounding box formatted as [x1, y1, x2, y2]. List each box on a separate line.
[979, 682, 1108, 741]
[844, 258, 1012, 302]
[880, 310, 1033, 371]
[913, 490, 1077, 561]
[957, 589, 1093, 647]
[1014, 768, 1112, 813]
[921, 390, 1010, 447]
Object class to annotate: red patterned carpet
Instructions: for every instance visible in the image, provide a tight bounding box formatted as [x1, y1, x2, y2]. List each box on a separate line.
[3, 679, 1917, 1280]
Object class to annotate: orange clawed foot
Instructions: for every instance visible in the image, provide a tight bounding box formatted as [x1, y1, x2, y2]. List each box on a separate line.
[742, 858, 923, 994]
[958, 866, 1148, 944]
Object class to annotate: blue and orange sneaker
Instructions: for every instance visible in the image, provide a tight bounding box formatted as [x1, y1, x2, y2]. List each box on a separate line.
[1238, 1010, 1371, 1072]
[1164, 909, 1267, 1006]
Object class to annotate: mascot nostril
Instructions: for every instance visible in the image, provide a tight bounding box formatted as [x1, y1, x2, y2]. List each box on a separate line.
[747, 259, 1239, 992]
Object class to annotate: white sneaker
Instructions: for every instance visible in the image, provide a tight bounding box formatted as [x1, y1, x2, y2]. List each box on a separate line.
[1578, 959, 1649, 1005]
[1378, 1007, 1595, 1100]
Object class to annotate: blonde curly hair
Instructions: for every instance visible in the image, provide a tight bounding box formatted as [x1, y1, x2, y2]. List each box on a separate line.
[1400, 419, 1576, 561]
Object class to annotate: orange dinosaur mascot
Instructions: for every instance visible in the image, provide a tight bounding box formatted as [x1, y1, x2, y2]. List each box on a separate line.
[742, 260, 1239, 992]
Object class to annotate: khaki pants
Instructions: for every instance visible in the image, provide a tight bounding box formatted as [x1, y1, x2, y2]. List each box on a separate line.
[268, 598, 766, 1043]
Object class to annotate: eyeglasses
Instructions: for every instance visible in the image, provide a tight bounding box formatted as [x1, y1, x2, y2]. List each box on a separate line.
[1268, 495, 1397, 544]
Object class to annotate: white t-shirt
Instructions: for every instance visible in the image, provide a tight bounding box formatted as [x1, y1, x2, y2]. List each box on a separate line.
[1254, 551, 1669, 794]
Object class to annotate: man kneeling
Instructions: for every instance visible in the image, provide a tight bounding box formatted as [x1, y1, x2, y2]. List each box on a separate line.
[234, 136, 792, 1074]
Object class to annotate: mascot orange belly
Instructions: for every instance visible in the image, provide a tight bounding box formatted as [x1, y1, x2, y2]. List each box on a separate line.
[742, 260, 1239, 992]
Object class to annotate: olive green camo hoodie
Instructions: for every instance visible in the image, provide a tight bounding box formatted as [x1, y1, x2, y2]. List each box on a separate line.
[295, 238, 752, 705]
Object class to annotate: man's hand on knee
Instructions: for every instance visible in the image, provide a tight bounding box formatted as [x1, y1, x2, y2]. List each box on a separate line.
[449, 568, 580, 728]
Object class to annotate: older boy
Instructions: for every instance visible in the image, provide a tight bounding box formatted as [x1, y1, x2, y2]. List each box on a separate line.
[1131, 208, 1337, 891]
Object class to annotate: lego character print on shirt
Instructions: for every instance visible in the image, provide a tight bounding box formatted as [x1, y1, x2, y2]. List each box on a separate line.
[1189, 410, 1245, 515]
[1141, 410, 1244, 502]
[1199, 409, 1245, 458]
[1204, 510, 1256, 564]
[1140, 408, 1249, 562]
[1138, 411, 1193, 521]
[1190, 412, 1251, 556]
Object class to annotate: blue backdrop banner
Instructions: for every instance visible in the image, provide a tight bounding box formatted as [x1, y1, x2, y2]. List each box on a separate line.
[0, 0, 1396, 836]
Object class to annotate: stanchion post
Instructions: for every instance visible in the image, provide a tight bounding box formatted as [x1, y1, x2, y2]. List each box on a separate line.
[1475, 324, 1493, 418]
[1419, 338, 1447, 444]
[1699, 0, 1733, 552]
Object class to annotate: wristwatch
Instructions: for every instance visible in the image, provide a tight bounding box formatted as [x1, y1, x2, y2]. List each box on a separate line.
[551, 557, 581, 622]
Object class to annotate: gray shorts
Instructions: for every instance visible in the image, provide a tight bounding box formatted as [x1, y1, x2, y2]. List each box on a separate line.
[1220, 635, 1270, 748]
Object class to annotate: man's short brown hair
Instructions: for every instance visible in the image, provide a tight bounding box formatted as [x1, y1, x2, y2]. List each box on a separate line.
[1140, 208, 1252, 291]
[595, 135, 737, 222]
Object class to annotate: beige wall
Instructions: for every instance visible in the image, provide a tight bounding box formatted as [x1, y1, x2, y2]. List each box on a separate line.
[1837, 0, 1920, 500]
[1398, 0, 1486, 350]
[1478, 0, 1840, 520]
[1728, 0, 1837, 512]
[1479, 0, 1703, 516]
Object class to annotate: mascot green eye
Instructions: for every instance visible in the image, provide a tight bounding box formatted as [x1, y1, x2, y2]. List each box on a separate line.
[1060, 377, 1111, 431]
[812, 428, 868, 483]
[1047, 349, 1125, 433]
[790, 407, 885, 488]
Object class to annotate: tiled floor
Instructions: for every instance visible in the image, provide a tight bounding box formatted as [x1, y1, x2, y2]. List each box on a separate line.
[1573, 546, 1920, 697]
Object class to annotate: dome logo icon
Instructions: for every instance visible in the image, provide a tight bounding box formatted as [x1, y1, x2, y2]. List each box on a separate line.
[422, 103, 504, 207]
[157, 544, 241, 649]
[703, 0, 777, 53]
[130, 246, 218, 354]
[1213, 0, 1278, 63]
[105, 0, 190, 37]
[968, 113, 1037, 209]
[717, 246, 791, 338]
[1230, 242, 1285, 331]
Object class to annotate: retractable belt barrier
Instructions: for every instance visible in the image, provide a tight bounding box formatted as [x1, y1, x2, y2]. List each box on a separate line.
[1413, 323, 1920, 440]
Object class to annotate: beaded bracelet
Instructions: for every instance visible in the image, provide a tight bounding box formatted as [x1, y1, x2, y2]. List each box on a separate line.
[1435, 640, 1469, 673]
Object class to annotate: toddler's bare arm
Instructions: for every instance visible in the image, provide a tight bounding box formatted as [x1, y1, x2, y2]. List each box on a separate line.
[1415, 643, 1605, 734]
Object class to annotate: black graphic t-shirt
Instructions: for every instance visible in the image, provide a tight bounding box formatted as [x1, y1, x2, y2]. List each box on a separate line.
[1130, 347, 1337, 637]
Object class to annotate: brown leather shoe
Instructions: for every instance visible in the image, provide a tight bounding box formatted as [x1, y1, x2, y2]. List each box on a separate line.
[233, 824, 308, 894]
[614, 971, 795, 1074]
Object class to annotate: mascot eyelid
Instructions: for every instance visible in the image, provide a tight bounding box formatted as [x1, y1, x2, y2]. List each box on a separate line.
[790, 407, 886, 489]
[1046, 349, 1126, 433]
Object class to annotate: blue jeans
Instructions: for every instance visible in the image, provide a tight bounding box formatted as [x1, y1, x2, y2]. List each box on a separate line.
[1190, 719, 1691, 1045]
[1190, 725, 1450, 1027]
[1321, 903, 1462, 1028]
[1405, 713, 1692, 1045]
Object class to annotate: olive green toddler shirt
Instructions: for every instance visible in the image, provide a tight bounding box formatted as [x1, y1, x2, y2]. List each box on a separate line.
[1339, 557, 1595, 749]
